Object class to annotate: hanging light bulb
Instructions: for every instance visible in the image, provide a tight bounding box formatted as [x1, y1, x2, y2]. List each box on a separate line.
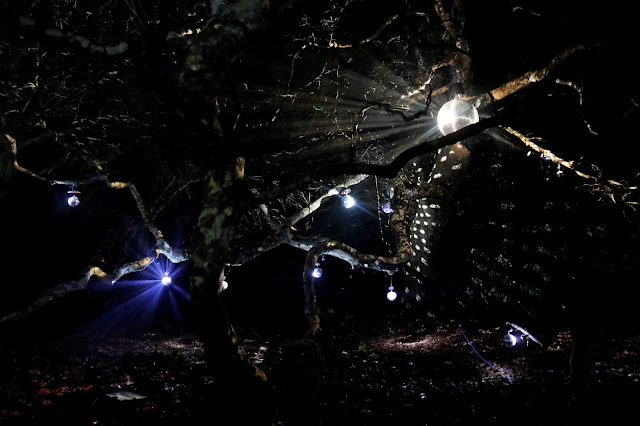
[161, 272, 172, 285]
[382, 201, 393, 214]
[312, 263, 323, 278]
[67, 187, 81, 207]
[341, 188, 355, 209]
[221, 275, 229, 290]
[343, 194, 355, 209]
[386, 285, 397, 301]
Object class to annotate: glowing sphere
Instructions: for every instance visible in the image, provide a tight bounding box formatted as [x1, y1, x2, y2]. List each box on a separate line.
[161, 273, 172, 285]
[382, 201, 393, 214]
[343, 195, 355, 209]
[436, 98, 479, 136]
[221, 280, 229, 290]
[387, 286, 397, 301]
[312, 266, 323, 278]
[507, 331, 517, 346]
[67, 195, 80, 207]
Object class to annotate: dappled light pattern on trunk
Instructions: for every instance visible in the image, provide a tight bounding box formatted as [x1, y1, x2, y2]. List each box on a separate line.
[404, 141, 471, 305]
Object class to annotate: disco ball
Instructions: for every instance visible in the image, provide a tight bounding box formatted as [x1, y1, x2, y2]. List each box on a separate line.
[436, 98, 479, 136]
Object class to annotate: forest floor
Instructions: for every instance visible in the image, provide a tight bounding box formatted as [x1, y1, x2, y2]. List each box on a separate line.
[1, 303, 639, 426]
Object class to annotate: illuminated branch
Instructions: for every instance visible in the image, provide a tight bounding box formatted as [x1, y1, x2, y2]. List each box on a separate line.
[0, 255, 156, 325]
[291, 234, 411, 273]
[502, 126, 596, 180]
[233, 177, 412, 336]
[259, 204, 280, 231]
[297, 225, 412, 336]
[401, 60, 455, 100]
[476, 45, 586, 104]
[503, 126, 638, 204]
[5, 132, 188, 272]
[233, 175, 407, 268]
[284, 175, 368, 227]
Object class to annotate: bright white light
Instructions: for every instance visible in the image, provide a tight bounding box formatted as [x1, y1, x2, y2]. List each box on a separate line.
[387, 286, 397, 301]
[67, 195, 80, 207]
[382, 201, 393, 214]
[507, 331, 517, 346]
[161, 272, 172, 285]
[312, 265, 323, 278]
[221, 280, 228, 290]
[436, 98, 479, 136]
[343, 194, 355, 209]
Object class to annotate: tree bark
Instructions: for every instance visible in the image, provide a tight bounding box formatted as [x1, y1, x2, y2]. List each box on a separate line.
[405, 141, 472, 302]
[188, 169, 267, 386]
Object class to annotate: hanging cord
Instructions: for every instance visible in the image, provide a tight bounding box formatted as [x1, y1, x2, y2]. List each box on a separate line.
[374, 176, 393, 256]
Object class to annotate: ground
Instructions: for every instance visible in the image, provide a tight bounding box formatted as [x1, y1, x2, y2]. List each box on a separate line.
[1, 290, 639, 426]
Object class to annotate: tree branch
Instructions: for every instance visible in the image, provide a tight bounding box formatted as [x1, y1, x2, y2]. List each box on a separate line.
[474, 44, 586, 105]
[0, 254, 156, 325]
[503, 126, 638, 205]
[284, 175, 368, 227]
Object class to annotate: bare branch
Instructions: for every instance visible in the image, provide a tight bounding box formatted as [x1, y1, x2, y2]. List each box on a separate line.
[3, 133, 49, 181]
[0, 255, 157, 325]
[297, 191, 411, 336]
[259, 203, 279, 231]
[476, 45, 586, 104]
[554, 78, 598, 135]
[502, 126, 596, 180]
[7, 132, 188, 265]
[284, 175, 368, 227]
[504, 126, 638, 205]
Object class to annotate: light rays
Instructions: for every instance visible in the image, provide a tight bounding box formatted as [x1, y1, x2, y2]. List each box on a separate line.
[81, 257, 190, 334]
[235, 49, 445, 167]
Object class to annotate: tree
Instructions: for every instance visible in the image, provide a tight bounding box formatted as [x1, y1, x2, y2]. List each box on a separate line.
[2, 0, 639, 392]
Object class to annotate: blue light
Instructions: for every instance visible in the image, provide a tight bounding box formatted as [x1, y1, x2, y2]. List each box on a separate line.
[161, 272, 172, 285]
[382, 201, 393, 214]
[386, 285, 397, 301]
[312, 265, 323, 278]
[67, 195, 80, 207]
[343, 194, 355, 209]
[67, 187, 81, 207]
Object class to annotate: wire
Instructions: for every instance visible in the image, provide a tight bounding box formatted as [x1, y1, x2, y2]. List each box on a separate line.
[460, 330, 497, 369]
[374, 176, 392, 256]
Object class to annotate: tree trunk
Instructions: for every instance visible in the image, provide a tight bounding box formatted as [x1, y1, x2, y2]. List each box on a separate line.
[404, 142, 472, 303]
[188, 171, 267, 387]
